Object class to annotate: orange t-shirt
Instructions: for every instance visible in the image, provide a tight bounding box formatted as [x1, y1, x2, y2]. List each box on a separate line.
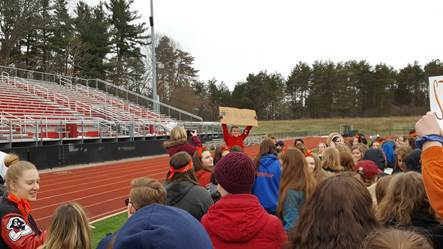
[422, 146, 443, 218]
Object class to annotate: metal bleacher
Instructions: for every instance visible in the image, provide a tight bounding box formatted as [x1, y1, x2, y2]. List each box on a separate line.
[0, 66, 205, 145]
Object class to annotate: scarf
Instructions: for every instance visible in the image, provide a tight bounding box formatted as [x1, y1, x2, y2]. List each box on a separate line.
[7, 192, 32, 218]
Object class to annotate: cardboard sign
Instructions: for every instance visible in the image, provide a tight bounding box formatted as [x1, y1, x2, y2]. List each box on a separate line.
[219, 107, 258, 127]
[429, 76, 443, 128]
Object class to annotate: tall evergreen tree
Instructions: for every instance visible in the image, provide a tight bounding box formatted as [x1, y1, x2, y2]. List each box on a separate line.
[395, 62, 425, 107]
[156, 36, 177, 102]
[232, 71, 284, 119]
[73, 1, 111, 79]
[286, 62, 311, 118]
[31, 0, 54, 72]
[372, 64, 396, 115]
[50, 0, 73, 74]
[332, 62, 356, 116]
[0, 0, 41, 65]
[307, 61, 335, 118]
[106, 0, 148, 86]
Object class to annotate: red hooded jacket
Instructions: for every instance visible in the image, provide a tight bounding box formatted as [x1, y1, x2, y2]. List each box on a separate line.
[164, 136, 202, 157]
[201, 194, 287, 249]
[222, 124, 252, 149]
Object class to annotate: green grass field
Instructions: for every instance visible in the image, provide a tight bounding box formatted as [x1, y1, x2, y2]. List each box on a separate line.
[251, 116, 420, 136]
[92, 212, 127, 248]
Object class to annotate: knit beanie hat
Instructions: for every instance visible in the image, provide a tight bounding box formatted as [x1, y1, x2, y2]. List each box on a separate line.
[113, 204, 213, 249]
[356, 160, 382, 181]
[405, 149, 421, 173]
[215, 152, 256, 194]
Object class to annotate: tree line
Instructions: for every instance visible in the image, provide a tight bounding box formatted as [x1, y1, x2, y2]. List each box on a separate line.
[0, 0, 147, 88]
[192, 60, 443, 121]
[1, 1, 443, 121]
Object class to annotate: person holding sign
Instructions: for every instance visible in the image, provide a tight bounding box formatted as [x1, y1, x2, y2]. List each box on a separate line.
[415, 112, 443, 218]
[221, 124, 252, 149]
[219, 107, 257, 149]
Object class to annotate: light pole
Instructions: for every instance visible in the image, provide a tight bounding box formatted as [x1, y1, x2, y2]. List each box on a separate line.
[150, 0, 159, 113]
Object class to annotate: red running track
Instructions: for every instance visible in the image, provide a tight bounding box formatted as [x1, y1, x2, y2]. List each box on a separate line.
[33, 137, 325, 229]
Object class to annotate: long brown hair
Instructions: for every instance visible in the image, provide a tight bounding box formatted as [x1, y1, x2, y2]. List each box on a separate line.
[375, 175, 393, 205]
[253, 138, 277, 168]
[277, 148, 316, 218]
[288, 174, 379, 249]
[339, 151, 355, 171]
[361, 228, 433, 249]
[321, 147, 344, 172]
[165, 152, 198, 185]
[377, 172, 433, 226]
[43, 203, 92, 249]
[214, 145, 228, 165]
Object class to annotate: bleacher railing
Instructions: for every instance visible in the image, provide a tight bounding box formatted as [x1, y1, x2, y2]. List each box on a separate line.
[0, 65, 202, 122]
[0, 71, 172, 144]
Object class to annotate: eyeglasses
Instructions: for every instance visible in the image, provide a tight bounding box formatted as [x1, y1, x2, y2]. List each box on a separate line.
[125, 198, 138, 211]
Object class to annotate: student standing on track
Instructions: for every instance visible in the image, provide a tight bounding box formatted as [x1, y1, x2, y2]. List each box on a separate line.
[164, 152, 213, 220]
[0, 161, 45, 249]
[202, 152, 286, 249]
[221, 122, 252, 149]
[163, 126, 202, 156]
[252, 139, 281, 215]
[193, 147, 215, 188]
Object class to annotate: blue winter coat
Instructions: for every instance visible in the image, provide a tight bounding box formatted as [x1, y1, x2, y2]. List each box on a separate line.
[252, 154, 281, 214]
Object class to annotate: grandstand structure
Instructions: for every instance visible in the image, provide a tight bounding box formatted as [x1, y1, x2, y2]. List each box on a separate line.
[0, 66, 215, 148]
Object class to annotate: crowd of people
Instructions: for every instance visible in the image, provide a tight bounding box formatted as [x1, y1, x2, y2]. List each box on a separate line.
[0, 112, 442, 249]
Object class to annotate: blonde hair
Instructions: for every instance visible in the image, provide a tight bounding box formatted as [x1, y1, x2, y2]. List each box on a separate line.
[170, 126, 187, 141]
[336, 144, 351, 154]
[44, 203, 92, 249]
[321, 147, 344, 172]
[361, 228, 433, 249]
[377, 172, 432, 226]
[5, 161, 37, 191]
[130, 177, 167, 210]
[4, 154, 19, 167]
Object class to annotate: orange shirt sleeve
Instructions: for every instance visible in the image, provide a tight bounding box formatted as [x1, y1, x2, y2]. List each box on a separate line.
[422, 146, 443, 218]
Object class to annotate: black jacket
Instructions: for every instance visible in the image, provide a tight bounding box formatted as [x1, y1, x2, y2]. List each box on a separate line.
[411, 211, 443, 249]
[165, 181, 213, 221]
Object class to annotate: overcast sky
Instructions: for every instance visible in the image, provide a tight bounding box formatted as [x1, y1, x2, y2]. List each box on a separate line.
[82, 0, 443, 89]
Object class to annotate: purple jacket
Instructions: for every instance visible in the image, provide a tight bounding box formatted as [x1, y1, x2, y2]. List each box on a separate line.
[164, 136, 202, 157]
